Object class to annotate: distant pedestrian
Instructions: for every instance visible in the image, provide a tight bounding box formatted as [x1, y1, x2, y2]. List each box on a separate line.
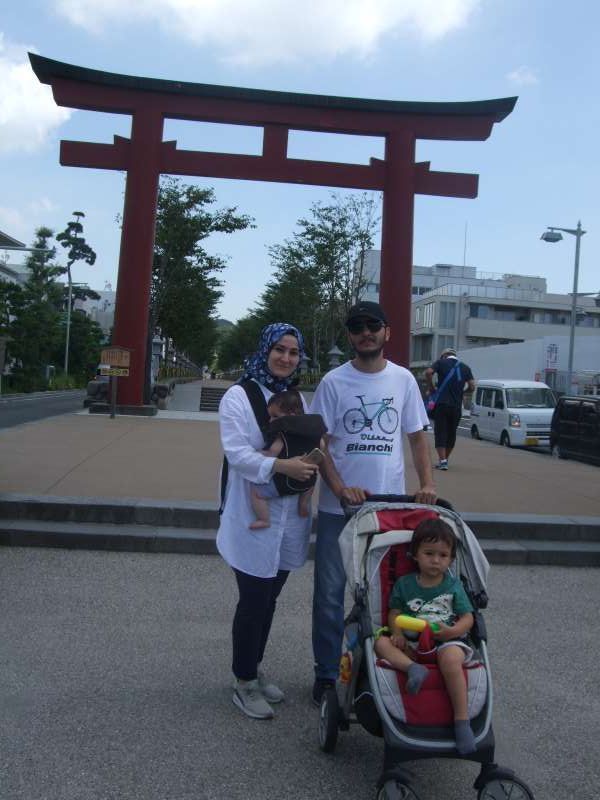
[425, 348, 475, 470]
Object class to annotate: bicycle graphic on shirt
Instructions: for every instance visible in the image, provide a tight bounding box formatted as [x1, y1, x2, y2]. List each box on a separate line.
[342, 395, 399, 434]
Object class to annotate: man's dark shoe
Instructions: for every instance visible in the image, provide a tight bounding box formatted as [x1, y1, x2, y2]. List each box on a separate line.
[312, 678, 336, 708]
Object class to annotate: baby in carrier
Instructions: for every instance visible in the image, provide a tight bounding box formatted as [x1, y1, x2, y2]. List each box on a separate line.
[250, 389, 326, 529]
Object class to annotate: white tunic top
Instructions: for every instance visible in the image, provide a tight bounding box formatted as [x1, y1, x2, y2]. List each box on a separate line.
[216, 381, 312, 578]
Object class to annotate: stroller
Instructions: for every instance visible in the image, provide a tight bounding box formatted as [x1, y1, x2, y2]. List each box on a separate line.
[317, 495, 534, 800]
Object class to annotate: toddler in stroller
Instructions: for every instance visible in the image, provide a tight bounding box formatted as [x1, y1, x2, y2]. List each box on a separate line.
[374, 516, 477, 755]
[317, 496, 534, 800]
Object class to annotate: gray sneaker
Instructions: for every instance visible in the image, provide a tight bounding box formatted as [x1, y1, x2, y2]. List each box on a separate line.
[257, 669, 284, 704]
[233, 679, 274, 719]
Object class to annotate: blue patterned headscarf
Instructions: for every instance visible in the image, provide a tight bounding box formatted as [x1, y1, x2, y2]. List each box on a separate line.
[242, 322, 305, 392]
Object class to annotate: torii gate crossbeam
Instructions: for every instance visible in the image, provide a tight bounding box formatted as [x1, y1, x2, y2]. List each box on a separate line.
[30, 53, 516, 409]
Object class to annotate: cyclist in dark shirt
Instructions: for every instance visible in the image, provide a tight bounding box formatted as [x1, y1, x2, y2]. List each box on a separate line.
[425, 348, 475, 470]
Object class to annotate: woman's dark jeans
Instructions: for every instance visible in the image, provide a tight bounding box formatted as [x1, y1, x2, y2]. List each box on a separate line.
[231, 567, 289, 681]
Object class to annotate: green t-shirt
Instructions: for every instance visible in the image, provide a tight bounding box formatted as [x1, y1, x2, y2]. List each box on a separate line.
[389, 572, 473, 627]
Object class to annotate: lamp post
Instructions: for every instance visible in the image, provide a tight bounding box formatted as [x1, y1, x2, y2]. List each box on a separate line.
[540, 221, 586, 394]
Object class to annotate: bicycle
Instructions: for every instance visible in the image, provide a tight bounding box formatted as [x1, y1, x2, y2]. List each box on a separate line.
[342, 395, 399, 434]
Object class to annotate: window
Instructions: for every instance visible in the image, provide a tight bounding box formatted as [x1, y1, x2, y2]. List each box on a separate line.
[411, 336, 433, 362]
[560, 400, 580, 422]
[469, 303, 492, 319]
[481, 388, 494, 408]
[423, 302, 435, 328]
[439, 301, 456, 328]
[438, 335, 455, 352]
[494, 391, 505, 410]
[505, 388, 556, 408]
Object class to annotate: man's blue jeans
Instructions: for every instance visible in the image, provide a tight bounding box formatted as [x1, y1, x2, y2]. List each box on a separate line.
[312, 511, 347, 680]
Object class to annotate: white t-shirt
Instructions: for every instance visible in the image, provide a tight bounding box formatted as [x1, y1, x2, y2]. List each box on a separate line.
[216, 381, 312, 578]
[310, 360, 428, 515]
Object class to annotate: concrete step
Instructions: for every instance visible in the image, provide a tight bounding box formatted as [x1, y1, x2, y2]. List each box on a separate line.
[2, 519, 599, 566]
[1, 495, 599, 543]
[198, 386, 227, 412]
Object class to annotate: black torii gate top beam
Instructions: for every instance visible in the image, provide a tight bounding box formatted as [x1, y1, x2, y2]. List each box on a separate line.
[30, 52, 516, 407]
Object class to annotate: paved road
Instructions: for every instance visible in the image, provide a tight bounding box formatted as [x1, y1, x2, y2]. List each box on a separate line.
[0, 390, 86, 429]
[2, 547, 598, 800]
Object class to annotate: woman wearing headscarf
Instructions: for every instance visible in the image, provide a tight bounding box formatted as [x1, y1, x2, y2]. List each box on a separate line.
[217, 323, 319, 720]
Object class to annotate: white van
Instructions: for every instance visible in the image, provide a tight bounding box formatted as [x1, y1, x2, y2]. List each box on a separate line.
[470, 379, 556, 448]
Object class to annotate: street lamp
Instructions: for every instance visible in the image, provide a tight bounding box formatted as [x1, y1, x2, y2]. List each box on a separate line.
[540, 221, 586, 394]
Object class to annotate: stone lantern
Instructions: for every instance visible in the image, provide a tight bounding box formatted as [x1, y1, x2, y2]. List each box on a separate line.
[327, 345, 343, 370]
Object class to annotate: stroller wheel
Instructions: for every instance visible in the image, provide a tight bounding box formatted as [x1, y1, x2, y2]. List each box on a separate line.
[376, 780, 421, 800]
[477, 778, 534, 800]
[318, 688, 339, 753]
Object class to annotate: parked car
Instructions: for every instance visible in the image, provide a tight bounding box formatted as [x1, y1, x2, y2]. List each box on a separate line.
[470, 379, 556, 448]
[550, 394, 600, 465]
[83, 365, 110, 408]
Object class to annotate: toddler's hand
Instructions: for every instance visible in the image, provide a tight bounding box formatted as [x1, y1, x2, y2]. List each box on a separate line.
[390, 632, 407, 651]
[432, 621, 454, 642]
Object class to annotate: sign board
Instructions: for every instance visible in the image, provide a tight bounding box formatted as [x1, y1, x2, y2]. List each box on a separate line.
[100, 367, 130, 377]
[101, 347, 131, 368]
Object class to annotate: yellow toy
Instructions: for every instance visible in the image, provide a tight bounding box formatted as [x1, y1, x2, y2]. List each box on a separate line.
[395, 614, 440, 634]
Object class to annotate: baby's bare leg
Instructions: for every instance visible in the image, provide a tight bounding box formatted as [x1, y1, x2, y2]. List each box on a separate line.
[249, 486, 271, 530]
[297, 488, 314, 518]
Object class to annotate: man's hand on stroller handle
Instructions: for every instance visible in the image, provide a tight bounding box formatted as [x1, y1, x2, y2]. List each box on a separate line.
[413, 484, 437, 505]
[339, 486, 368, 505]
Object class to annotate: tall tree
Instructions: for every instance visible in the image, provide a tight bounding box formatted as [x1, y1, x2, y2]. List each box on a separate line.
[55, 211, 97, 374]
[150, 178, 253, 379]
[218, 193, 379, 371]
[3, 228, 64, 390]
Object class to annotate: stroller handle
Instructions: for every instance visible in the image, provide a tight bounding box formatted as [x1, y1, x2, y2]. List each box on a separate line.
[341, 494, 454, 517]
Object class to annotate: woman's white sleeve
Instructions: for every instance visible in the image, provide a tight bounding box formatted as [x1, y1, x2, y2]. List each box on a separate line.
[220, 387, 276, 484]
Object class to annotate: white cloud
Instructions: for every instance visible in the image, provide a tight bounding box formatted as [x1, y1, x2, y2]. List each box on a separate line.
[0, 34, 71, 155]
[506, 65, 539, 86]
[55, 0, 481, 66]
[0, 205, 26, 235]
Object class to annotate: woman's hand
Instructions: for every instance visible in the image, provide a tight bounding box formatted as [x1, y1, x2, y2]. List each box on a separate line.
[274, 456, 319, 483]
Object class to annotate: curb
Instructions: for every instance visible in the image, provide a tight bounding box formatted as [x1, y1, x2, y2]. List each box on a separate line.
[1, 494, 599, 567]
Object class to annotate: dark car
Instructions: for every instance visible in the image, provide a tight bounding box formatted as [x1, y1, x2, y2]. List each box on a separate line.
[550, 394, 600, 465]
[83, 365, 110, 408]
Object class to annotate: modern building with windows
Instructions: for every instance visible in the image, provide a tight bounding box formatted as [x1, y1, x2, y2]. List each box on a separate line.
[0, 230, 30, 285]
[354, 248, 600, 389]
[411, 283, 600, 367]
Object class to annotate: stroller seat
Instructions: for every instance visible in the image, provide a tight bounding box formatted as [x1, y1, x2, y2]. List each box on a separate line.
[362, 507, 488, 728]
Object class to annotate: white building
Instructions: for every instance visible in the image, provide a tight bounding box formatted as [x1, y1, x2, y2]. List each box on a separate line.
[457, 336, 600, 396]
[74, 285, 116, 335]
[0, 230, 30, 285]
[354, 249, 600, 389]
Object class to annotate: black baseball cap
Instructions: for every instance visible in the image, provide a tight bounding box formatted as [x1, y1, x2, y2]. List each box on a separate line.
[345, 301, 388, 326]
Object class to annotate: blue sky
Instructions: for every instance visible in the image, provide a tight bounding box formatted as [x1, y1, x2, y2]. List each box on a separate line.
[1, 0, 599, 322]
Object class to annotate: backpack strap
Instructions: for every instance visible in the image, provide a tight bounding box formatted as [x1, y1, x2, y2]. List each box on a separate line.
[219, 379, 269, 514]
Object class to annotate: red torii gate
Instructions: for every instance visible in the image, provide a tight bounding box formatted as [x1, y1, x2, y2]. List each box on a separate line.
[30, 53, 516, 409]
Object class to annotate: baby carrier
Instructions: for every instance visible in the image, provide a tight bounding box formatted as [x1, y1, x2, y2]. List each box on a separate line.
[219, 380, 325, 512]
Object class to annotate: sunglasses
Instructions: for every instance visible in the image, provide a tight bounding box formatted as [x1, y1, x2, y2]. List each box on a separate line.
[347, 319, 385, 334]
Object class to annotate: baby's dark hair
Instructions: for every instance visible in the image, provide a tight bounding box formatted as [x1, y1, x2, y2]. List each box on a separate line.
[410, 517, 457, 558]
[267, 388, 304, 415]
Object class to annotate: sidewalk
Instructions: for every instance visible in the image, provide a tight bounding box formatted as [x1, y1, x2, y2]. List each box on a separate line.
[1, 380, 600, 564]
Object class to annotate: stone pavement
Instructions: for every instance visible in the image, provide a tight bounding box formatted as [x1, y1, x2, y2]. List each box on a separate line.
[2, 547, 598, 800]
[1, 379, 599, 564]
